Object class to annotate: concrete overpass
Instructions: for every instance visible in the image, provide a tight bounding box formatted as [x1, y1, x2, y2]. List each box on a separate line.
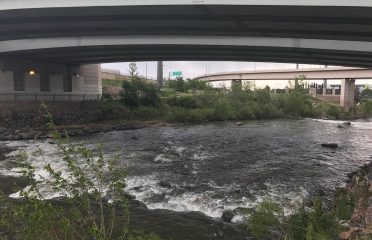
[195, 67, 372, 110]
[194, 67, 372, 81]
[3, 1, 372, 65]
[2, 1, 372, 103]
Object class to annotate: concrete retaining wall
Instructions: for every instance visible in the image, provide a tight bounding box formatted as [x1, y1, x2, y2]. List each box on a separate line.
[0, 57, 102, 101]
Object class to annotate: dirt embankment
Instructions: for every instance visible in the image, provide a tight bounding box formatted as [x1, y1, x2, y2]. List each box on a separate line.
[0, 102, 171, 141]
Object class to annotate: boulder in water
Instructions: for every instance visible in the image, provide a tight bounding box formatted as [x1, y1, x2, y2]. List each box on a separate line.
[343, 122, 352, 126]
[337, 125, 344, 129]
[158, 181, 172, 189]
[222, 210, 235, 223]
[321, 143, 339, 148]
[236, 122, 243, 126]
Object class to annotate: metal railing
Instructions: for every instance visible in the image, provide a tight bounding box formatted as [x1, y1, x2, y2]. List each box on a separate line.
[0, 93, 101, 102]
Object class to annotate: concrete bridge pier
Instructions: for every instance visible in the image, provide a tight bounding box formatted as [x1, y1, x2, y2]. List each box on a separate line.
[157, 61, 164, 89]
[322, 79, 328, 95]
[231, 79, 242, 93]
[340, 78, 355, 111]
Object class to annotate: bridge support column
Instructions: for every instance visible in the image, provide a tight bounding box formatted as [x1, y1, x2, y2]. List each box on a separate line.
[157, 61, 163, 89]
[340, 78, 355, 111]
[322, 79, 328, 95]
[231, 79, 242, 93]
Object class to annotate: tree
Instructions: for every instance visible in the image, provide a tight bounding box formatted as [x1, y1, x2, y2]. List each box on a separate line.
[128, 62, 139, 80]
[121, 80, 161, 109]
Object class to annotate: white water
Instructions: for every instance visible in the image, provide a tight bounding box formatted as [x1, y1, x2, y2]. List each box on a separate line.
[1, 119, 371, 222]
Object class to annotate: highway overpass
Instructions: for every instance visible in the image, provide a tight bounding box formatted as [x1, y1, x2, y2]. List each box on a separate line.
[1, 1, 372, 104]
[195, 67, 371, 110]
[194, 67, 372, 81]
[2, 1, 372, 65]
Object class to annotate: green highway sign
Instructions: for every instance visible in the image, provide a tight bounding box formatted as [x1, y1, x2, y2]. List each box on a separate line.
[172, 71, 183, 76]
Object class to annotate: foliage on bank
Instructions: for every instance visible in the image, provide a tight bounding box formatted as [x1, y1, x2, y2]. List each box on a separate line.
[247, 198, 343, 240]
[246, 164, 372, 240]
[97, 63, 372, 124]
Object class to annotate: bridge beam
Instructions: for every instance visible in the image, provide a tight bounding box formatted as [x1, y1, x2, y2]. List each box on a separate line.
[340, 78, 355, 111]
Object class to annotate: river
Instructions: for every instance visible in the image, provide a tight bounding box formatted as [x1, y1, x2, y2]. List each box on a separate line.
[0, 118, 372, 239]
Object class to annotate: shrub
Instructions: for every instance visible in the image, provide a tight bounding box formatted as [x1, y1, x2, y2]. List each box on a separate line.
[210, 100, 235, 121]
[275, 92, 312, 116]
[253, 89, 272, 104]
[166, 108, 213, 123]
[326, 105, 342, 118]
[247, 198, 343, 240]
[247, 200, 284, 240]
[121, 80, 161, 109]
[165, 96, 198, 109]
[235, 105, 255, 120]
[133, 106, 164, 120]
[334, 189, 353, 221]
[360, 100, 372, 114]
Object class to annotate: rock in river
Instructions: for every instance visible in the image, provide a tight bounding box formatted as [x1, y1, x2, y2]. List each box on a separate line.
[321, 143, 339, 148]
[221, 210, 235, 223]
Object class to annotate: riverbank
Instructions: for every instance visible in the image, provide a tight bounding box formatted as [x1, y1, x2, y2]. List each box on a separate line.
[0, 119, 174, 141]
[0, 98, 369, 142]
[337, 162, 372, 239]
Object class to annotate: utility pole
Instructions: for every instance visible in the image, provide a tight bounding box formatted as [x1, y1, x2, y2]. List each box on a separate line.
[157, 61, 163, 89]
[295, 63, 299, 89]
[145, 62, 148, 80]
[253, 62, 257, 89]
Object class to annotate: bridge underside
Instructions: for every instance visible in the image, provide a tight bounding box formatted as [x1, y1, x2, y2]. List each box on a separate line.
[2, 45, 372, 67]
[1, 3, 372, 66]
[1, 1, 372, 105]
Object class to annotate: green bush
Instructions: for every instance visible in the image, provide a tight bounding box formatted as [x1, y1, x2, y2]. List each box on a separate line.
[210, 100, 235, 121]
[326, 105, 342, 118]
[275, 92, 312, 117]
[334, 189, 353, 221]
[81, 100, 131, 121]
[360, 100, 372, 114]
[133, 106, 164, 120]
[121, 79, 161, 109]
[165, 96, 198, 109]
[253, 89, 272, 104]
[166, 107, 213, 123]
[285, 199, 340, 240]
[247, 200, 284, 240]
[285, 205, 308, 240]
[247, 198, 343, 240]
[235, 104, 255, 120]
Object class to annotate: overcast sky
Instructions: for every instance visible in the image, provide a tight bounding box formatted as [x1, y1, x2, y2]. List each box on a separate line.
[102, 61, 371, 88]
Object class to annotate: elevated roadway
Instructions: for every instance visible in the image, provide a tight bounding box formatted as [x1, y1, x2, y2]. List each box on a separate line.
[1, 1, 372, 107]
[1, 1, 372, 66]
[195, 67, 368, 110]
[194, 67, 372, 81]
